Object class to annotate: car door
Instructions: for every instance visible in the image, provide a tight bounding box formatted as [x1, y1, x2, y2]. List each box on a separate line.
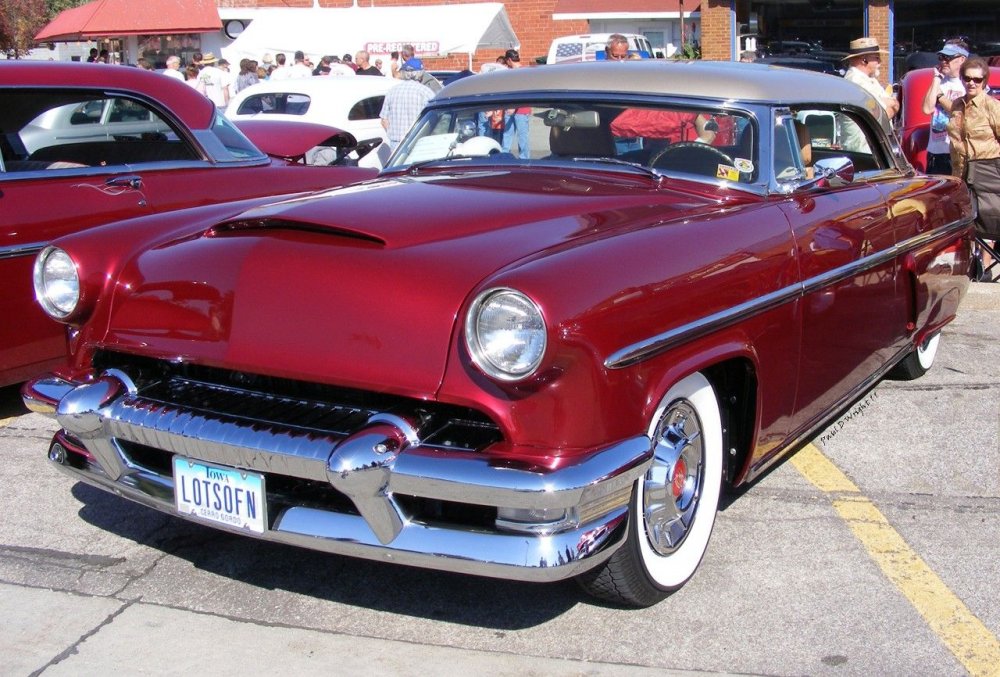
[0, 92, 192, 384]
[0, 163, 157, 384]
[773, 108, 904, 434]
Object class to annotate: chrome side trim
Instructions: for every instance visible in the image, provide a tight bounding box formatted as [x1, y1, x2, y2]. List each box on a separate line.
[0, 241, 46, 261]
[605, 214, 974, 369]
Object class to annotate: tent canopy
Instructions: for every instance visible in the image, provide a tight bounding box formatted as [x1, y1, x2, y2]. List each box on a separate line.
[35, 0, 221, 42]
[224, 3, 518, 65]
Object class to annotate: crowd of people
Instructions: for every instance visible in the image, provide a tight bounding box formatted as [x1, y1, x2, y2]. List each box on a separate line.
[85, 33, 1000, 273]
[142, 48, 405, 109]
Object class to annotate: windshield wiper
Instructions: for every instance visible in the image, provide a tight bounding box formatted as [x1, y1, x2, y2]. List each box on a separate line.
[567, 156, 664, 184]
[400, 154, 516, 175]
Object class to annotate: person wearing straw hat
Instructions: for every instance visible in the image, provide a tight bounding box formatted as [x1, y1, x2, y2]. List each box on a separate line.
[196, 52, 230, 109]
[842, 37, 899, 117]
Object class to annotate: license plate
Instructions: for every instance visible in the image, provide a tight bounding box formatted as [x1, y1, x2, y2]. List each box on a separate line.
[172, 457, 266, 534]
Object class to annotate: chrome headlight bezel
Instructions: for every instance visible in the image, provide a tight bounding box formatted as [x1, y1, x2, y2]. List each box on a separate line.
[464, 287, 547, 382]
[33, 246, 80, 320]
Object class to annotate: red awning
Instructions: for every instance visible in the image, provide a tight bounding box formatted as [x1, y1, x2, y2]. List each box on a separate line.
[553, 0, 697, 17]
[35, 0, 221, 42]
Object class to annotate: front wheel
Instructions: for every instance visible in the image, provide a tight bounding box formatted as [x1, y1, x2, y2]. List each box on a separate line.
[577, 372, 723, 607]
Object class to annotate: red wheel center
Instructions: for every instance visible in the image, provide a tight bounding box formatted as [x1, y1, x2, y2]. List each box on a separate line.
[672, 458, 687, 499]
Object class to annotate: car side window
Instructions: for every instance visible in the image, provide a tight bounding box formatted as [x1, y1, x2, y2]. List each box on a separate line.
[9, 93, 195, 171]
[791, 107, 889, 174]
[236, 93, 311, 116]
[348, 96, 386, 121]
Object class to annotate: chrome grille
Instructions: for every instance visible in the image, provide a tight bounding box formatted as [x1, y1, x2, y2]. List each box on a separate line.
[93, 350, 502, 452]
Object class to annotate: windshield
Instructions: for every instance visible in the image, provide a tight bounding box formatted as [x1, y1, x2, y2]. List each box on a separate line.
[386, 100, 757, 184]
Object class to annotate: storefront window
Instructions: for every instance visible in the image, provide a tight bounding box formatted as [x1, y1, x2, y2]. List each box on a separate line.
[138, 34, 202, 69]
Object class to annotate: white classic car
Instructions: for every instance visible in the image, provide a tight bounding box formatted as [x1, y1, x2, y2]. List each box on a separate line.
[225, 75, 403, 168]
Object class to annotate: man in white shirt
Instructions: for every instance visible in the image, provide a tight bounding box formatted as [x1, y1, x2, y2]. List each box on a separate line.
[197, 53, 230, 109]
[288, 51, 313, 79]
[163, 56, 184, 82]
[269, 53, 291, 81]
[920, 41, 969, 174]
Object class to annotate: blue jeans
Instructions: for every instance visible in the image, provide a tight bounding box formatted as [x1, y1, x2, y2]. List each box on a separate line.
[502, 113, 530, 159]
[477, 111, 503, 143]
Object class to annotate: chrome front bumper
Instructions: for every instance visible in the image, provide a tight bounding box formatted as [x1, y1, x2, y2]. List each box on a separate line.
[25, 372, 653, 583]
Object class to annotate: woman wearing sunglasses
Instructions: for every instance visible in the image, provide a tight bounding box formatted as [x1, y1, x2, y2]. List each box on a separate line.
[947, 57, 1000, 179]
[948, 56, 1000, 278]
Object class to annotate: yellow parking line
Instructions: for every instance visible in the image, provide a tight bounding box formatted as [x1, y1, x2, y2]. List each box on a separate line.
[791, 444, 1000, 677]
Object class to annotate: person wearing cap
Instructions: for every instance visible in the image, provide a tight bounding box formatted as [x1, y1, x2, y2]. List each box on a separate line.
[379, 59, 435, 152]
[921, 39, 970, 174]
[843, 37, 899, 118]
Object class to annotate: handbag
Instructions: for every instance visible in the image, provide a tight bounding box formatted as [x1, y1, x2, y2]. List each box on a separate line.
[966, 158, 1000, 240]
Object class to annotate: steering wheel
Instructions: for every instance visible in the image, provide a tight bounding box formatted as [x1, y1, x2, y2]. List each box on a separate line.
[650, 141, 735, 177]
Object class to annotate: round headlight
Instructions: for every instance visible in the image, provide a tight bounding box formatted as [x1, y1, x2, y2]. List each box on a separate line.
[465, 288, 546, 381]
[33, 247, 80, 319]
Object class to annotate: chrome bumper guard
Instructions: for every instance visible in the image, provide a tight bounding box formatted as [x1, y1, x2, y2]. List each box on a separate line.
[24, 373, 653, 582]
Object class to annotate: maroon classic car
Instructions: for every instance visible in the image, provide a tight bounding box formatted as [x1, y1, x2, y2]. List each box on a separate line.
[0, 61, 375, 387]
[24, 61, 974, 607]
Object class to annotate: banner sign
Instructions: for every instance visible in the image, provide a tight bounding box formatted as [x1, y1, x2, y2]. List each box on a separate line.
[365, 41, 440, 55]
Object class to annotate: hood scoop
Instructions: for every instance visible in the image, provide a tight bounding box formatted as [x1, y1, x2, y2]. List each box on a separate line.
[208, 218, 387, 247]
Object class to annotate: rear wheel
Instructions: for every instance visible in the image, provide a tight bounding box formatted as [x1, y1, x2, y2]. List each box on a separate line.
[577, 372, 723, 607]
[890, 331, 940, 381]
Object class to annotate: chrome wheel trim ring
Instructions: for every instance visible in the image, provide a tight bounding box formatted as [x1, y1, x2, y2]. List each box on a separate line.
[642, 400, 704, 556]
[917, 332, 940, 371]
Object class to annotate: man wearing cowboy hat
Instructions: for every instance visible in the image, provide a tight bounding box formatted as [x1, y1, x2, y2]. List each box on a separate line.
[843, 37, 899, 117]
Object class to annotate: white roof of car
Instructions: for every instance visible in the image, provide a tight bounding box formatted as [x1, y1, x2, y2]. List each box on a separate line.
[439, 60, 874, 109]
[234, 75, 402, 98]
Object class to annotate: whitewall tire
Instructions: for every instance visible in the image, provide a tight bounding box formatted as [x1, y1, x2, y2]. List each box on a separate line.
[577, 371, 723, 606]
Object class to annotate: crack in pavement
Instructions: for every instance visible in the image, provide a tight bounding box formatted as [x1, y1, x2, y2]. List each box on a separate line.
[28, 597, 137, 677]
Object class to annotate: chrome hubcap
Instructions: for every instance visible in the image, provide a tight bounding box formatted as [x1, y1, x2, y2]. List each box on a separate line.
[643, 400, 704, 556]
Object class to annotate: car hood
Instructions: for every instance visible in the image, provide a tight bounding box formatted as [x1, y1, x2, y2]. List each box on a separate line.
[102, 170, 738, 397]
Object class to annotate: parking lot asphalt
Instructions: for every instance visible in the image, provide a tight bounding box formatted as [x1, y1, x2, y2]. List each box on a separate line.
[0, 282, 997, 677]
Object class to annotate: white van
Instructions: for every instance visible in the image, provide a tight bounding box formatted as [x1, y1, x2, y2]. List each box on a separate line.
[547, 33, 654, 64]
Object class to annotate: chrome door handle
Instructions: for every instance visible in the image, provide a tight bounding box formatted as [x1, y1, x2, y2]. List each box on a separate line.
[106, 175, 142, 190]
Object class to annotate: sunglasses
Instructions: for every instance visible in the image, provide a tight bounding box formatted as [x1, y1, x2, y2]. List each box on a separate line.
[962, 75, 985, 84]
[938, 54, 961, 61]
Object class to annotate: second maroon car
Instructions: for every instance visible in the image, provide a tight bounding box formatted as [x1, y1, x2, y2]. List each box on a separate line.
[0, 61, 375, 387]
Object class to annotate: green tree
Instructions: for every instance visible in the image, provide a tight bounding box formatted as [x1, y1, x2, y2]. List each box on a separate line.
[0, 0, 90, 58]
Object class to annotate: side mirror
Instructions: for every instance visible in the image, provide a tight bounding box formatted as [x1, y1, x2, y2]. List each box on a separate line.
[812, 156, 855, 186]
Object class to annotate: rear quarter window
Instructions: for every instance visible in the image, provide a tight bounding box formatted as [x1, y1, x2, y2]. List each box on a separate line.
[348, 96, 386, 121]
[236, 93, 311, 116]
